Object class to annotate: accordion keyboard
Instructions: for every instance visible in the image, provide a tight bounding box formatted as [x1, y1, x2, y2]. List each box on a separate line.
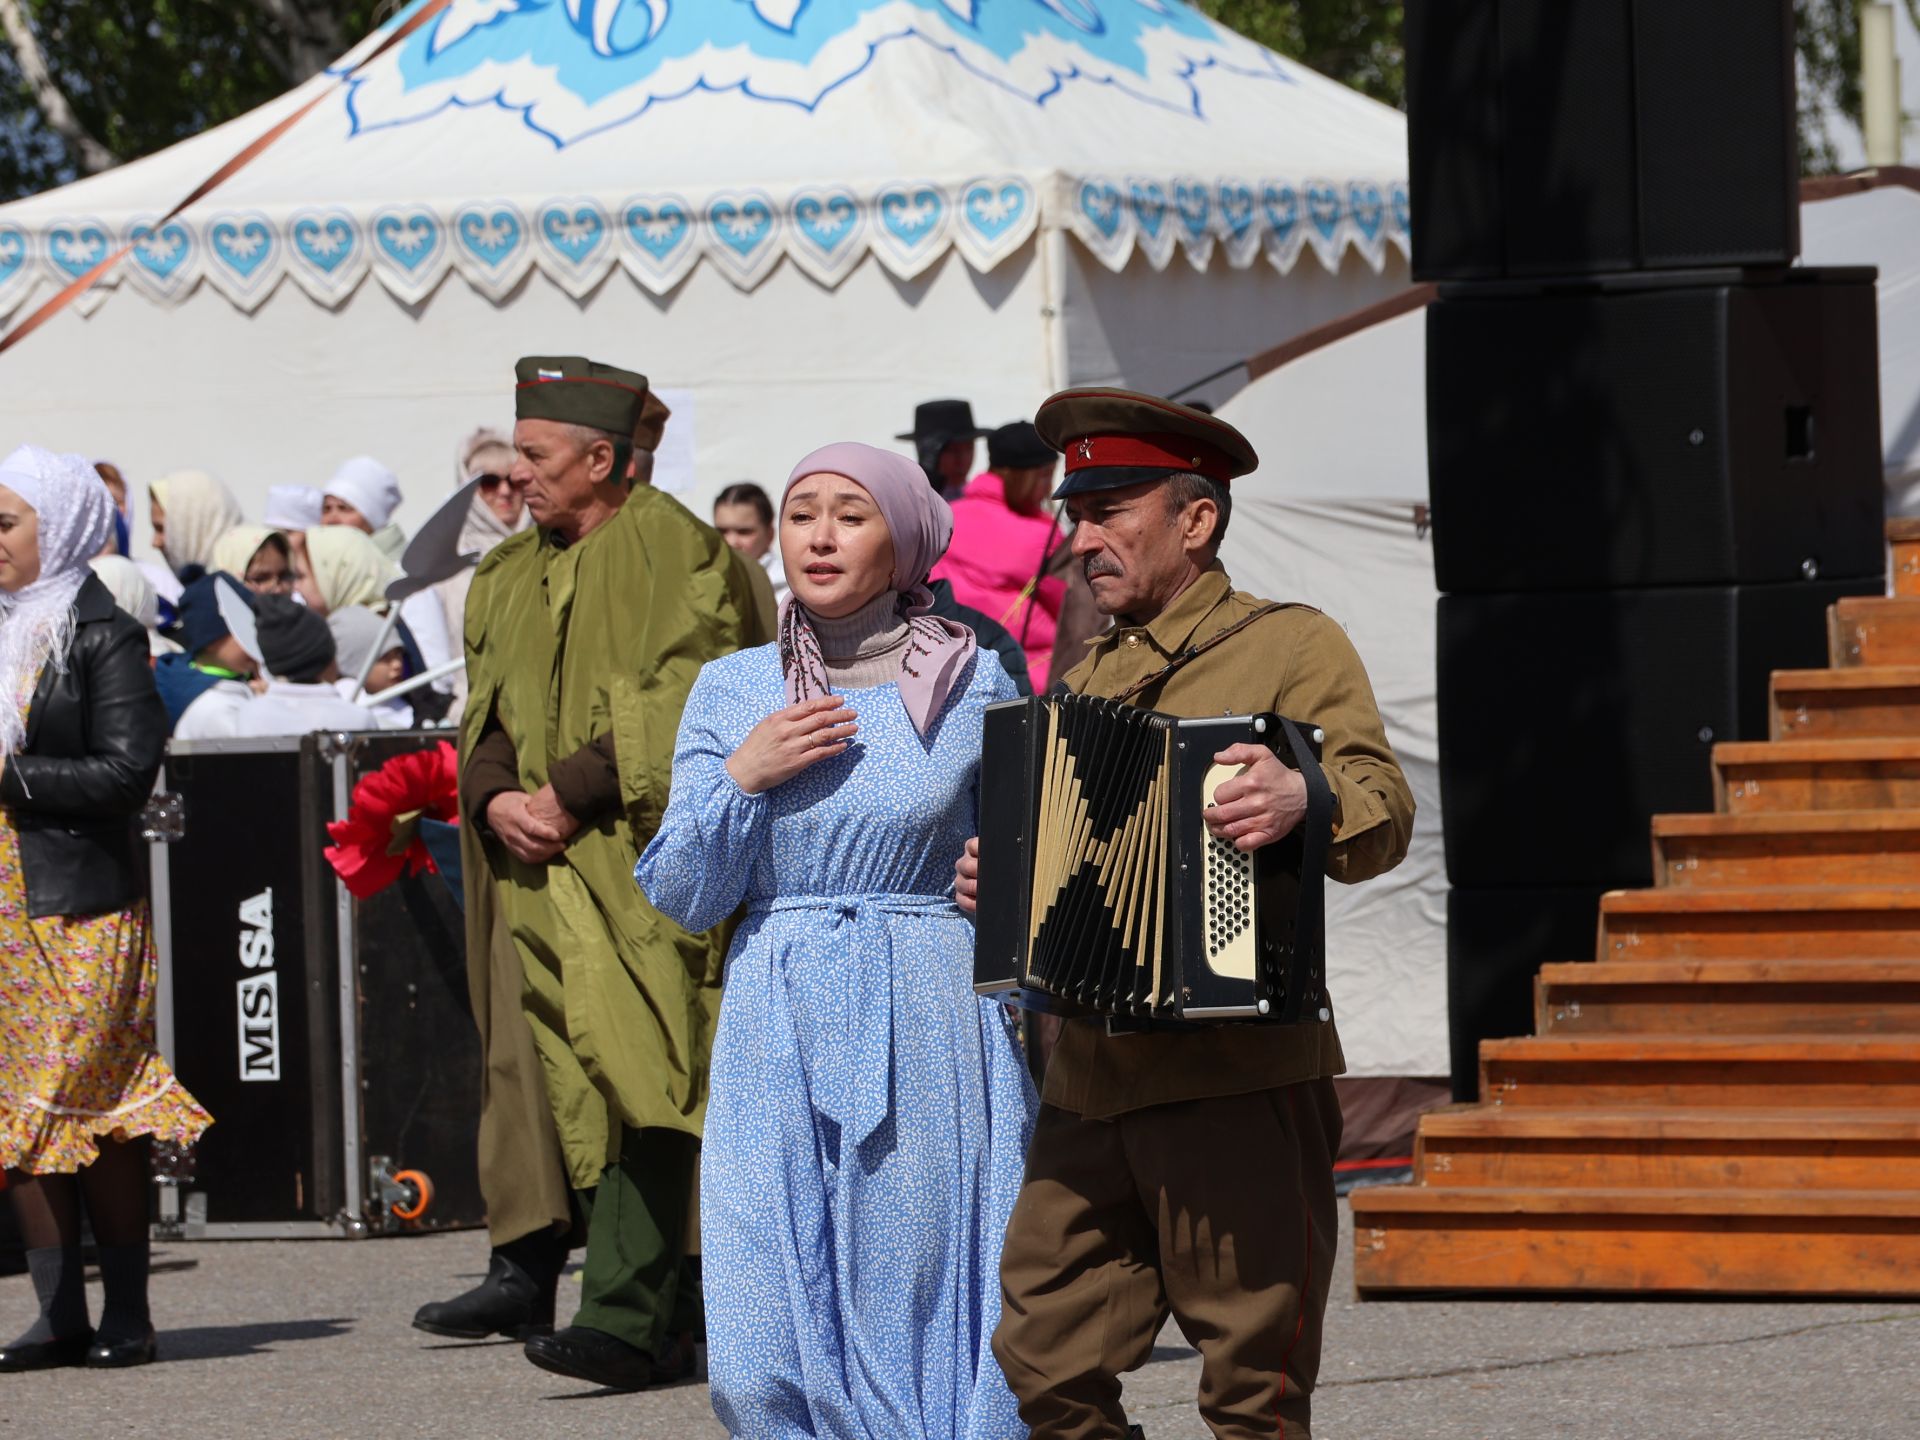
[1202, 762, 1258, 981]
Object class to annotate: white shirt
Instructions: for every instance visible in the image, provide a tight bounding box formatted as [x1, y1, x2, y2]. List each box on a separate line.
[760, 547, 791, 608]
[232, 682, 378, 738]
[172, 681, 256, 741]
[335, 678, 415, 730]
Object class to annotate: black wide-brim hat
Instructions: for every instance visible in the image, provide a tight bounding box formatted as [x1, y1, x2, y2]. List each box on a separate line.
[1035, 387, 1258, 499]
[987, 421, 1055, 471]
[895, 398, 989, 445]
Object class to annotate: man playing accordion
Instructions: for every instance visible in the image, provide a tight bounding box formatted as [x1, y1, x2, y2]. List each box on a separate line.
[956, 388, 1414, 1440]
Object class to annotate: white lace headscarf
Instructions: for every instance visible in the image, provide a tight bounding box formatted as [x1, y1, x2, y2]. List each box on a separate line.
[0, 445, 115, 756]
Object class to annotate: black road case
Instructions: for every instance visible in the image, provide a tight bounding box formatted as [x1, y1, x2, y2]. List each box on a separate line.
[151, 731, 482, 1239]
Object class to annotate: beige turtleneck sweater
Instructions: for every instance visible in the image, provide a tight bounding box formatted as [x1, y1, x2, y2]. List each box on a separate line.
[809, 590, 909, 689]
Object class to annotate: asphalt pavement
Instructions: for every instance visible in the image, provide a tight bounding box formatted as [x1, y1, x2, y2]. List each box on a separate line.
[1, 1202, 1913, 1439]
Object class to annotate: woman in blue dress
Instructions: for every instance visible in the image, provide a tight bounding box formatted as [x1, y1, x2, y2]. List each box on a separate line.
[635, 442, 1035, 1440]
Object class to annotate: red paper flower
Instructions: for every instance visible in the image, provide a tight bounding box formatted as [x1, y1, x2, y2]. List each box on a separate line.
[324, 742, 461, 899]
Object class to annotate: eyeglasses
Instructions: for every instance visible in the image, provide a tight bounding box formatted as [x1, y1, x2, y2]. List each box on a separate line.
[474, 472, 511, 490]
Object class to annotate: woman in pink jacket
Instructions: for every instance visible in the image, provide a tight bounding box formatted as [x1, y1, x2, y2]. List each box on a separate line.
[929, 422, 1065, 688]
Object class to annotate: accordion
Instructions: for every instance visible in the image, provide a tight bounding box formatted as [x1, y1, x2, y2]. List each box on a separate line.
[972, 694, 1332, 1025]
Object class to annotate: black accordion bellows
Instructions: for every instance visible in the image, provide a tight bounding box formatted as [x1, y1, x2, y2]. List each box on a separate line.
[973, 694, 1331, 1024]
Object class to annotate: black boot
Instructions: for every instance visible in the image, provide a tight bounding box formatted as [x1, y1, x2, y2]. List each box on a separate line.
[0, 1246, 92, 1372]
[412, 1231, 563, 1340]
[523, 1325, 653, 1391]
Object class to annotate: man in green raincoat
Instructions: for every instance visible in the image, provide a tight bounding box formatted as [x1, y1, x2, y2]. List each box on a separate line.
[412, 355, 762, 1391]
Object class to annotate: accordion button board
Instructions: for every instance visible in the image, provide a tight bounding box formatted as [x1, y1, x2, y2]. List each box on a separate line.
[973, 694, 1331, 1026]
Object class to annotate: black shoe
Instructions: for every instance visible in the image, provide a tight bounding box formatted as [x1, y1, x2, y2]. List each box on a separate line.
[413, 1244, 559, 1341]
[85, 1329, 156, 1369]
[650, 1332, 701, 1385]
[1128, 1427, 1146, 1439]
[524, 1325, 653, 1391]
[0, 1331, 94, 1373]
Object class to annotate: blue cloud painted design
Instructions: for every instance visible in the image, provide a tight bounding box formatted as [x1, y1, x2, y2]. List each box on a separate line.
[350, 0, 1286, 147]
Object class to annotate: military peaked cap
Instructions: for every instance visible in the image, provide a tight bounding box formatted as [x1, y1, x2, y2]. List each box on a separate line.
[515, 355, 649, 437]
[1035, 387, 1258, 499]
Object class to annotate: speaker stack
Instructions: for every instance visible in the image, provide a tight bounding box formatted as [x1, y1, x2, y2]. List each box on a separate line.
[1408, 0, 1888, 1097]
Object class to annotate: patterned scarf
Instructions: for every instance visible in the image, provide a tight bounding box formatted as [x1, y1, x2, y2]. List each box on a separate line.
[778, 442, 976, 737]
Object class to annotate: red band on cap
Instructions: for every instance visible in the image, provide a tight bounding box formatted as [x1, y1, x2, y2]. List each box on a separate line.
[515, 377, 646, 397]
[1062, 431, 1232, 483]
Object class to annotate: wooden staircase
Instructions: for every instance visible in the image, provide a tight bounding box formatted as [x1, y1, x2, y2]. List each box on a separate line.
[1351, 521, 1920, 1297]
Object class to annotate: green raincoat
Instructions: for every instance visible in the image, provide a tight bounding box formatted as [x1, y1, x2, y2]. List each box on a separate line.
[460, 485, 760, 1191]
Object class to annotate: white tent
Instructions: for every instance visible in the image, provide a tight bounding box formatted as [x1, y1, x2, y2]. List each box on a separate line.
[1214, 177, 1920, 1084]
[0, 0, 1409, 533]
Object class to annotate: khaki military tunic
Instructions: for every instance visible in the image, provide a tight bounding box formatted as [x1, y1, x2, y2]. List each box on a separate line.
[1043, 561, 1414, 1117]
[994, 561, 1414, 1440]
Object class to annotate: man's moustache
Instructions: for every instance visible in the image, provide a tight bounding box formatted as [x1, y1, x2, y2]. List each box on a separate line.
[1083, 557, 1123, 580]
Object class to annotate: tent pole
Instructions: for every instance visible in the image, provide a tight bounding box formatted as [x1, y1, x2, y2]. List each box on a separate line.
[1041, 224, 1071, 391]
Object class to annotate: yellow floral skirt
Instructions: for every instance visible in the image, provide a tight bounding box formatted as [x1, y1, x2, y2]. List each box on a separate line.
[0, 809, 211, 1175]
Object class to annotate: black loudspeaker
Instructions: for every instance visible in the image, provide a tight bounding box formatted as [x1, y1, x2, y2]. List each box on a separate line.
[1438, 577, 1882, 888]
[1447, 886, 1608, 1100]
[1428, 269, 1885, 593]
[1407, 0, 1799, 279]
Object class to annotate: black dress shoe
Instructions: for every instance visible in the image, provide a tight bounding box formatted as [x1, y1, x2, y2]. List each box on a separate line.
[0, 1331, 94, 1372]
[524, 1325, 653, 1391]
[414, 1245, 558, 1341]
[85, 1329, 156, 1369]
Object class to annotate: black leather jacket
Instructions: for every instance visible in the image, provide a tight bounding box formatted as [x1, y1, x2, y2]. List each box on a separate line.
[0, 574, 166, 918]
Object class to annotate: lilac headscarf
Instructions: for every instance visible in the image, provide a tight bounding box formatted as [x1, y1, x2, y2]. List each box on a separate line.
[779, 442, 977, 736]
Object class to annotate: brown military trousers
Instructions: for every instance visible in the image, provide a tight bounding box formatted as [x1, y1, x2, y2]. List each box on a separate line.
[993, 1078, 1342, 1440]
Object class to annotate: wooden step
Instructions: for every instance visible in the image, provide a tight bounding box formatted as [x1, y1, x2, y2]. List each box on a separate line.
[1890, 517, 1920, 598]
[1413, 1105, 1920, 1190]
[1714, 738, 1920, 814]
[1536, 959, 1920, 1035]
[1652, 810, 1920, 888]
[1772, 666, 1920, 741]
[1350, 1184, 1920, 1296]
[1479, 1035, 1920, 1109]
[1601, 886, 1920, 961]
[1830, 595, 1916, 668]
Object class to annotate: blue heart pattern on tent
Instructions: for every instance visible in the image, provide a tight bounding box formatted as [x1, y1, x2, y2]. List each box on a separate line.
[1389, 181, 1412, 236]
[1305, 182, 1342, 242]
[878, 186, 945, 249]
[541, 203, 608, 264]
[1347, 182, 1385, 243]
[1130, 183, 1168, 239]
[0, 227, 25, 288]
[293, 215, 358, 274]
[457, 207, 524, 267]
[1261, 182, 1299, 246]
[376, 211, 443, 271]
[130, 222, 192, 282]
[210, 219, 274, 280]
[794, 193, 858, 254]
[962, 182, 1027, 243]
[624, 199, 691, 261]
[1079, 182, 1124, 240]
[708, 197, 774, 259]
[1173, 182, 1211, 243]
[48, 224, 109, 281]
[1218, 183, 1256, 242]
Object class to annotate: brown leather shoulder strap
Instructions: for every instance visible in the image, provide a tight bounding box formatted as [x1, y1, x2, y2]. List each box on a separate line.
[1112, 600, 1293, 706]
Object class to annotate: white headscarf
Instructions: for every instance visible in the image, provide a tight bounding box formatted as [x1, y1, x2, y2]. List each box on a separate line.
[263, 484, 324, 531]
[324, 456, 404, 531]
[151, 468, 244, 578]
[88, 554, 160, 628]
[0, 445, 115, 755]
[210, 525, 282, 580]
[305, 524, 397, 612]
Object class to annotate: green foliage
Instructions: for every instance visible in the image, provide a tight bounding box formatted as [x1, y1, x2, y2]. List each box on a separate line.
[0, 0, 384, 201]
[1195, 1, 1405, 106]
